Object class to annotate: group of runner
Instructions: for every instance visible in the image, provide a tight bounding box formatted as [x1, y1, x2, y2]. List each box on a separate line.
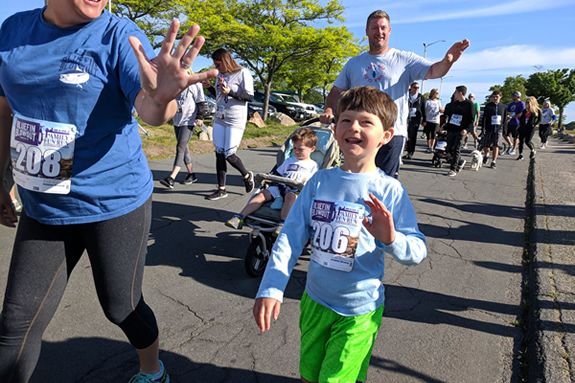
[402, 86, 556, 173]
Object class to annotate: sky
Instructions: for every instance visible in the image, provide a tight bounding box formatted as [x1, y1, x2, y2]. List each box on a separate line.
[2, 0, 575, 121]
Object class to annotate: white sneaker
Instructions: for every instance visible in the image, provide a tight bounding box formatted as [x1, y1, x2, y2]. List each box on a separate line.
[509, 149, 516, 156]
[447, 170, 457, 177]
[540, 143, 546, 149]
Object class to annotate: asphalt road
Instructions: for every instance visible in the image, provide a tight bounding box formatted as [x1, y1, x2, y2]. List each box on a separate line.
[0, 139, 538, 382]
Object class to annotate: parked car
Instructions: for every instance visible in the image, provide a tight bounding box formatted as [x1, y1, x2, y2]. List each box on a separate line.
[271, 92, 317, 120]
[255, 91, 307, 121]
[248, 101, 277, 118]
[202, 95, 216, 119]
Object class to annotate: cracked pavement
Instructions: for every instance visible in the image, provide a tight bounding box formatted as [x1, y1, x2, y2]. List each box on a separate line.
[1, 135, 572, 382]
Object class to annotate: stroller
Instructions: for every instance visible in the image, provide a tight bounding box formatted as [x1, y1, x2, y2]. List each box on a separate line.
[431, 129, 451, 168]
[242, 119, 340, 277]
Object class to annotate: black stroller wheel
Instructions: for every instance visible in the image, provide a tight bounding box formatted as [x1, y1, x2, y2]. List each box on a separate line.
[244, 235, 269, 277]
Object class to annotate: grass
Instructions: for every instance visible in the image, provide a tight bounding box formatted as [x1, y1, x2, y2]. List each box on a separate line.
[140, 118, 298, 160]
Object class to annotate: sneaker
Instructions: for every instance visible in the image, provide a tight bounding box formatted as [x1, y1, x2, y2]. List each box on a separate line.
[540, 143, 546, 149]
[482, 155, 489, 165]
[402, 153, 413, 160]
[159, 176, 175, 189]
[128, 361, 170, 383]
[447, 170, 457, 177]
[182, 173, 198, 184]
[244, 171, 255, 193]
[205, 189, 228, 200]
[509, 149, 516, 156]
[530, 150, 536, 159]
[426, 147, 433, 153]
[517, 154, 524, 160]
[490, 161, 497, 169]
[463, 144, 468, 150]
[225, 215, 243, 229]
[457, 160, 466, 172]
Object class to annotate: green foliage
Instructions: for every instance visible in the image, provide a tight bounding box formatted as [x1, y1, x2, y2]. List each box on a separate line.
[181, 0, 352, 117]
[113, 0, 188, 48]
[489, 75, 527, 104]
[526, 69, 575, 130]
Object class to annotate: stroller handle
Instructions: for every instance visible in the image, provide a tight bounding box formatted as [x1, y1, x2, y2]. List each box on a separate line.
[254, 173, 305, 191]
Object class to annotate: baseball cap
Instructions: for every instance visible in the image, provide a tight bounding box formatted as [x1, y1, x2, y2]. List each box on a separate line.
[468, 93, 475, 98]
[512, 91, 522, 97]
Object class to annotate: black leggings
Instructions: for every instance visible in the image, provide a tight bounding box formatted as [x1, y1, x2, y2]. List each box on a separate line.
[0, 198, 157, 383]
[406, 122, 420, 155]
[538, 124, 551, 144]
[216, 152, 249, 188]
[518, 125, 536, 154]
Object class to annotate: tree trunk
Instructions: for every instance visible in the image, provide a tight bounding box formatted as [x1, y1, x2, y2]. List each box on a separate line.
[558, 106, 564, 131]
[263, 82, 273, 120]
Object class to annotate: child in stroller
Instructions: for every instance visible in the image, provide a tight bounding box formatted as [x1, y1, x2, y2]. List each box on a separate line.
[228, 120, 340, 276]
[225, 127, 319, 231]
[431, 129, 450, 167]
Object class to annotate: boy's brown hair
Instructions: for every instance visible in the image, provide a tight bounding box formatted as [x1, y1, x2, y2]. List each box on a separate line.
[291, 127, 318, 148]
[336, 87, 397, 131]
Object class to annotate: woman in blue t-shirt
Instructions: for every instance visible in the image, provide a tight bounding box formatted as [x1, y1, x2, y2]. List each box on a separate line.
[0, 1, 216, 382]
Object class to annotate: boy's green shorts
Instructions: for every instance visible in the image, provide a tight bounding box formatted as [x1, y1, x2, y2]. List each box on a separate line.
[299, 291, 384, 383]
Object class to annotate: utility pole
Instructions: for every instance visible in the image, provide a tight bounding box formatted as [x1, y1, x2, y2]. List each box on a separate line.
[421, 40, 445, 92]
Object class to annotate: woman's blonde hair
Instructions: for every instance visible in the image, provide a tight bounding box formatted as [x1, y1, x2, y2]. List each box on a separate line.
[211, 48, 242, 74]
[525, 96, 540, 114]
[429, 88, 439, 100]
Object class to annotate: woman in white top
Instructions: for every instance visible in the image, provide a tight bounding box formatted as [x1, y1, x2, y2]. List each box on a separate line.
[206, 48, 255, 201]
[539, 100, 556, 149]
[423, 88, 444, 152]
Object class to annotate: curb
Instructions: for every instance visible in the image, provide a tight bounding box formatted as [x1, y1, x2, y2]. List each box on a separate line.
[524, 156, 545, 381]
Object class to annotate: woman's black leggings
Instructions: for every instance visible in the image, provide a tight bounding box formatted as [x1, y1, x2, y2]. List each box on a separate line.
[518, 125, 536, 154]
[0, 198, 158, 383]
[539, 123, 551, 144]
[216, 152, 248, 188]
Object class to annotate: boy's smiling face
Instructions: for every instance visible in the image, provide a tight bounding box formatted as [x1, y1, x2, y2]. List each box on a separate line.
[335, 109, 393, 173]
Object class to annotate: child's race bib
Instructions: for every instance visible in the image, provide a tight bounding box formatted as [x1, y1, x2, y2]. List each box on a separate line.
[491, 115, 502, 125]
[310, 200, 365, 272]
[10, 113, 77, 194]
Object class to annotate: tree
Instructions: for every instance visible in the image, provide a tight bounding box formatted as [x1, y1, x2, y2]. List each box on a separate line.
[526, 69, 575, 130]
[278, 27, 362, 103]
[182, 0, 347, 118]
[488, 75, 527, 104]
[113, 0, 187, 47]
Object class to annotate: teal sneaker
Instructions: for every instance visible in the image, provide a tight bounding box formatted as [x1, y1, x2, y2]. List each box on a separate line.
[128, 360, 170, 383]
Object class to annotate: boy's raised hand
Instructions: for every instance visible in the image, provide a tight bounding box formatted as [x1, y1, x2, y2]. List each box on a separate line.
[363, 193, 396, 245]
[253, 297, 281, 333]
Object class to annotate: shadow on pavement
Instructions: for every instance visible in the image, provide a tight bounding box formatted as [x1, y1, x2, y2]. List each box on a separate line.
[418, 197, 525, 219]
[419, 219, 522, 246]
[384, 285, 518, 338]
[151, 170, 260, 193]
[475, 260, 575, 277]
[146, 200, 307, 300]
[32, 337, 300, 383]
[369, 355, 444, 383]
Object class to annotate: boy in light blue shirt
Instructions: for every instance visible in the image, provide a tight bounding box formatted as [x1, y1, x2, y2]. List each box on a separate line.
[253, 86, 427, 383]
